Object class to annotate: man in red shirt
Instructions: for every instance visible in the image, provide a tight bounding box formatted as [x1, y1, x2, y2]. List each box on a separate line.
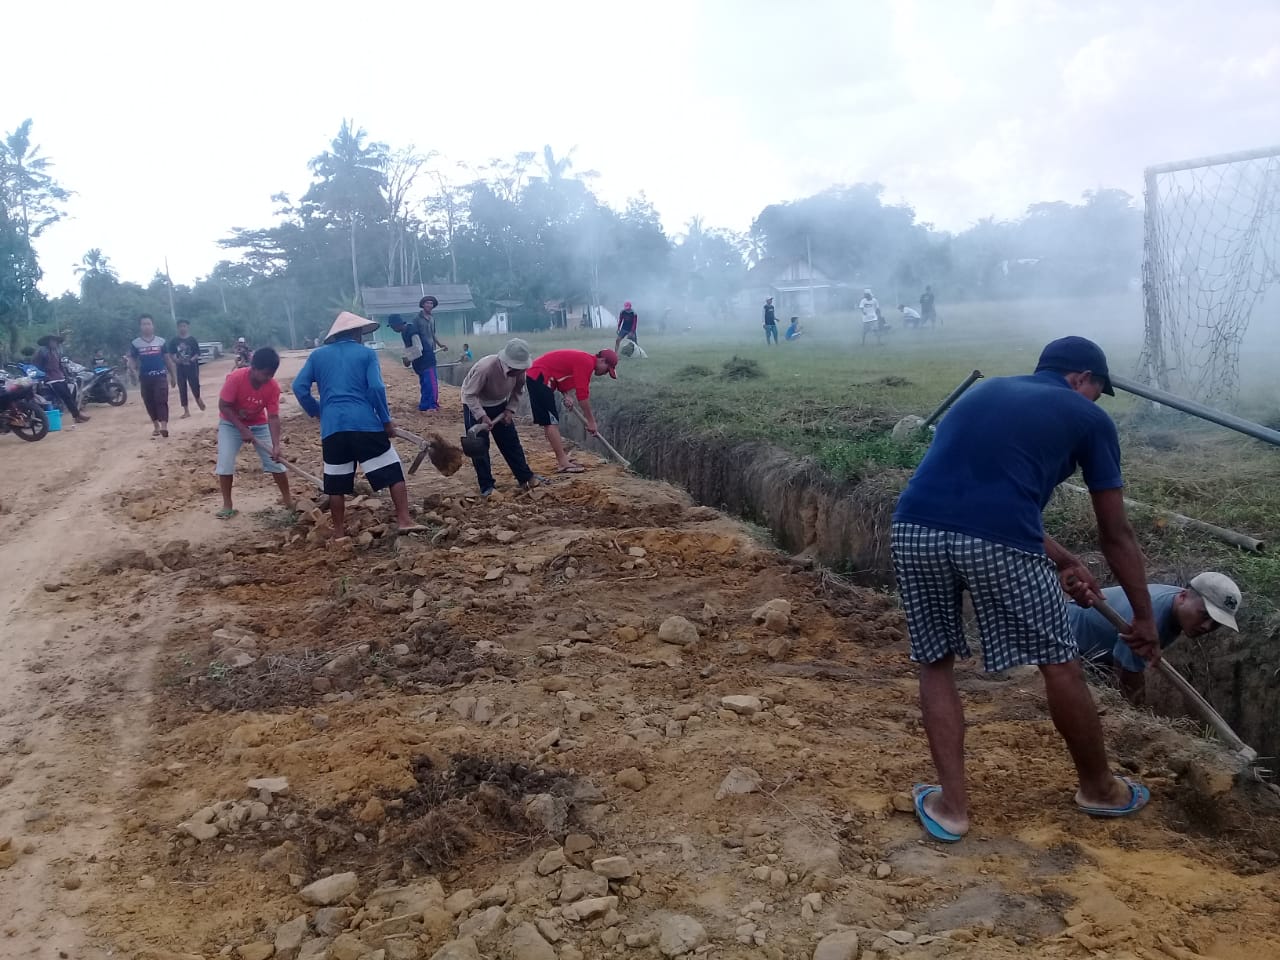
[215, 347, 293, 518]
[525, 348, 618, 473]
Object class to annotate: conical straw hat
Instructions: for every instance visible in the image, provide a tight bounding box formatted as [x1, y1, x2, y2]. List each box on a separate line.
[325, 311, 380, 343]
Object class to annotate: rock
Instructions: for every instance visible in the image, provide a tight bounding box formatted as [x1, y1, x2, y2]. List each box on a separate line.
[563, 833, 595, 856]
[366, 878, 445, 917]
[591, 856, 633, 879]
[752, 866, 771, 882]
[534, 919, 562, 943]
[474, 883, 512, 909]
[299, 872, 358, 906]
[457, 906, 506, 942]
[812, 930, 860, 960]
[657, 616, 700, 647]
[327, 933, 367, 960]
[259, 841, 305, 875]
[140, 766, 170, 788]
[715, 767, 763, 801]
[236, 943, 274, 960]
[615, 768, 647, 792]
[358, 797, 386, 824]
[298, 938, 332, 960]
[655, 914, 707, 957]
[625, 931, 656, 949]
[615, 626, 639, 643]
[444, 890, 475, 916]
[525, 793, 569, 836]
[769, 869, 788, 889]
[501, 923, 556, 960]
[720, 695, 762, 716]
[561, 896, 617, 922]
[890, 793, 915, 813]
[560, 868, 608, 902]
[473, 697, 495, 724]
[392, 643, 411, 657]
[885, 930, 915, 945]
[428, 939, 480, 960]
[62, 875, 82, 890]
[247, 777, 290, 796]
[450, 697, 477, 720]
[313, 907, 354, 936]
[891, 415, 926, 444]
[802, 892, 823, 913]
[533, 728, 562, 753]
[765, 636, 792, 660]
[538, 848, 569, 876]
[494, 530, 518, 544]
[179, 820, 220, 842]
[275, 915, 310, 960]
[875, 863, 892, 879]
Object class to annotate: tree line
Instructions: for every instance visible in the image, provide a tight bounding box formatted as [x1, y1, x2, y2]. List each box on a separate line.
[2, 117, 1143, 361]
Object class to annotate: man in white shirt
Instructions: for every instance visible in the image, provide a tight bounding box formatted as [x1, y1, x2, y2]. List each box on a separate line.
[460, 339, 540, 497]
[859, 289, 882, 344]
[899, 304, 922, 328]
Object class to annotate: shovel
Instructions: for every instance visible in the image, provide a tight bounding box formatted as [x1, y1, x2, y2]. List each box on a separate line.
[566, 406, 631, 469]
[252, 439, 324, 491]
[460, 421, 492, 458]
[1089, 594, 1258, 763]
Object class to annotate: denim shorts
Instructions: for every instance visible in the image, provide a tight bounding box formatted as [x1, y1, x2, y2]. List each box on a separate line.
[216, 421, 285, 475]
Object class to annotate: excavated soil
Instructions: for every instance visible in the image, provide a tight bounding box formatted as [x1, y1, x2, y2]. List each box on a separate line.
[2, 361, 1279, 960]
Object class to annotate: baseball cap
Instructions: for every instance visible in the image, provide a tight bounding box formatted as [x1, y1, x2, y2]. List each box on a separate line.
[387, 313, 405, 327]
[1035, 336, 1114, 395]
[597, 349, 619, 378]
[1189, 572, 1242, 631]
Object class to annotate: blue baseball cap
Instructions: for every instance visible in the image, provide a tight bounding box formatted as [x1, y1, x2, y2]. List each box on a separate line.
[1035, 336, 1114, 396]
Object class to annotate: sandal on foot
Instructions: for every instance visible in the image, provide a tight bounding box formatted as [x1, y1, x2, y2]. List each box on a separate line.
[1076, 777, 1150, 818]
[913, 784, 965, 843]
[396, 524, 430, 535]
[216, 508, 238, 519]
[160, 429, 169, 438]
[556, 464, 585, 474]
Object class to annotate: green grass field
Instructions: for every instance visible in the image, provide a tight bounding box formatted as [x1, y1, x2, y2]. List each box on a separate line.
[455, 294, 1280, 615]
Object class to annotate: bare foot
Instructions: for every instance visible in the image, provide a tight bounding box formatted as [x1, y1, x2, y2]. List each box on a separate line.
[923, 788, 970, 838]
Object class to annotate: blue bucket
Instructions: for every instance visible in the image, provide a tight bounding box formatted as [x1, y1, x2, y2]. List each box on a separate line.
[46, 407, 62, 431]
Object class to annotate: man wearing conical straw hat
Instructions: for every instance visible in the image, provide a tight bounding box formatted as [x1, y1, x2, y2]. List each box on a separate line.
[293, 312, 427, 539]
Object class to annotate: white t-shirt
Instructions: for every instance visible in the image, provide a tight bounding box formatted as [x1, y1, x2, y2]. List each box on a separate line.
[859, 297, 880, 322]
[901, 306, 921, 320]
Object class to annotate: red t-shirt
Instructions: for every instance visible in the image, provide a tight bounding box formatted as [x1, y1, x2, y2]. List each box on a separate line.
[527, 349, 597, 400]
[219, 367, 281, 426]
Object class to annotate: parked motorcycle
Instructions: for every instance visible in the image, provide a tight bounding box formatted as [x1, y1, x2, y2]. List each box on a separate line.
[66, 360, 127, 407]
[0, 375, 50, 442]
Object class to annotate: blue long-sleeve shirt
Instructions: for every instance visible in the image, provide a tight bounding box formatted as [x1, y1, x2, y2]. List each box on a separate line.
[292, 339, 393, 438]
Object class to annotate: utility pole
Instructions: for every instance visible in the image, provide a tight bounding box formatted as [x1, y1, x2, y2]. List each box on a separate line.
[806, 234, 816, 317]
[165, 257, 178, 326]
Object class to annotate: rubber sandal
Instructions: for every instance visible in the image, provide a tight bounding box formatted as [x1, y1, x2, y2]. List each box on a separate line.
[161, 430, 169, 438]
[216, 508, 238, 519]
[1076, 776, 1150, 818]
[913, 784, 965, 843]
[557, 464, 585, 474]
[396, 525, 430, 535]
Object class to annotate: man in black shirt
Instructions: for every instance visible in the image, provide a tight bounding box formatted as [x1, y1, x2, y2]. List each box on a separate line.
[763, 297, 778, 345]
[34, 333, 90, 423]
[167, 319, 205, 417]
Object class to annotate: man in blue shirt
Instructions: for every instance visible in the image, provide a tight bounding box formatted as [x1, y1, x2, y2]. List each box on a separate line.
[388, 297, 449, 411]
[1069, 572, 1241, 704]
[293, 312, 425, 540]
[891, 336, 1157, 842]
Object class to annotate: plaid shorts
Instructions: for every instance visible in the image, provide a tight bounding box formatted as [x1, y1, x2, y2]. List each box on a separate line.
[890, 522, 1078, 672]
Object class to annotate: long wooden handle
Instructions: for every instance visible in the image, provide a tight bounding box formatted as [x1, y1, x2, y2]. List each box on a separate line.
[567, 406, 631, 468]
[253, 440, 324, 490]
[396, 427, 427, 447]
[1090, 596, 1256, 761]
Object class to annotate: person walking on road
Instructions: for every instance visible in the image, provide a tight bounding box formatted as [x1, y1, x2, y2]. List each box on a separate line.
[763, 297, 779, 345]
[461, 338, 540, 497]
[615, 302, 639, 354]
[33, 333, 90, 424]
[130, 314, 176, 438]
[525, 348, 618, 474]
[167, 319, 206, 417]
[1069, 572, 1241, 705]
[292, 312, 425, 540]
[215, 347, 292, 519]
[891, 335, 1157, 842]
[389, 297, 449, 412]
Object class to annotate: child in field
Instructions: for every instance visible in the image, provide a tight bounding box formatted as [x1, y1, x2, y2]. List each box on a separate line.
[459, 343, 474, 362]
[785, 317, 803, 341]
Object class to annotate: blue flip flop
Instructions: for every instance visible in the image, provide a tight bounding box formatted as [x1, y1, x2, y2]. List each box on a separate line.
[1076, 776, 1150, 818]
[913, 784, 964, 843]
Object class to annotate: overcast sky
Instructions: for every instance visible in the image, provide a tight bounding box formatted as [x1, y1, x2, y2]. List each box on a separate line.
[10, 0, 1280, 294]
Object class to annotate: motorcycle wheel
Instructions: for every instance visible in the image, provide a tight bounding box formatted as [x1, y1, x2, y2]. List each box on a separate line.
[106, 380, 128, 406]
[13, 401, 49, 441]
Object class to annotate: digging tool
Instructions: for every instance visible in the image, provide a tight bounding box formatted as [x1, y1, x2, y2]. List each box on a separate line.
[252, 439, 324, 492]
[396, 427, 464, 476]
[1088, 594, 1258, 763]
[460, 421, 492, 458]
[566, 405, 631, 469]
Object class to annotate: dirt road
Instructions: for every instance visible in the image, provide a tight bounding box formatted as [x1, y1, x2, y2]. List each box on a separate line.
[2, 359, 1279, 960]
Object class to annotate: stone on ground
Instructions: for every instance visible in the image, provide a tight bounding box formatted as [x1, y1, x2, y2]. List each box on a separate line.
[720, 695, 762, 716]
[274, 914, 309, 960]
[561, 896, 617, 922]
[501, 923, 556, 960]
[655, 913, 708, 957]
[657, 616, 700, 647]
[298, 872, 358, 906]
[428, 939, 480, 960]
[813, 930, 860, 960]
[715, 766, 763, 801]
[615, 767, 647, 791]
[591, 855, 633, 879]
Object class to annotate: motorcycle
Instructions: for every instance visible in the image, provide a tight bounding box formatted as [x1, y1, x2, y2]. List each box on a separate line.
[65, 359, 127, 407]
[0, 374, 50, 442]
[234, 345, 251, 369]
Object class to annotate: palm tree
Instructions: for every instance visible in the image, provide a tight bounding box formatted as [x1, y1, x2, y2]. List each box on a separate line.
[542, 145, 576, 182]
[304, 119, 389, 300]
[73, 248, 114, 282]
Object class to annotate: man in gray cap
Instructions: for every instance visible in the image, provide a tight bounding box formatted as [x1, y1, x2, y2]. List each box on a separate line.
[1069, 572, 1242, 705]
[460, 338, 539, 497]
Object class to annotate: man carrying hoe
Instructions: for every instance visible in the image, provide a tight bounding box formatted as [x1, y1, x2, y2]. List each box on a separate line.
[525, 347, 618, 474]
[460, 338, 540, 497]
[215, 346, 292, 519]
[293, 312, 426, 539]
[891, 336, 1157, 842]
[388, 296, 449, 412]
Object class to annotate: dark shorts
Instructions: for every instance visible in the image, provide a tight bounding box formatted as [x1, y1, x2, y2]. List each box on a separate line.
[526, 375, 561, 427]
[618, 325, 638, 342]
[320, 431, 404, 495]
[140, 375, 170, 423]
[890, 521, 1077, 672]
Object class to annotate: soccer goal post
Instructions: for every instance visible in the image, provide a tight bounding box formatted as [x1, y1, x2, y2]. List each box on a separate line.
[1140, 144, 1280, 403]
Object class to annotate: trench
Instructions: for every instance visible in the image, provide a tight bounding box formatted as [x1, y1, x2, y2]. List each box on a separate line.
[437, 362, 1280, 766]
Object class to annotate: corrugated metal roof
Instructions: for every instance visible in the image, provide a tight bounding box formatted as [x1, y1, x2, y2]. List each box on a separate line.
[360, 284, 476, 315]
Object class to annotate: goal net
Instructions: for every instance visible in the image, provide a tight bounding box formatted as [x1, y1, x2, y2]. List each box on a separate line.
[1140, 146, 1280, 403]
